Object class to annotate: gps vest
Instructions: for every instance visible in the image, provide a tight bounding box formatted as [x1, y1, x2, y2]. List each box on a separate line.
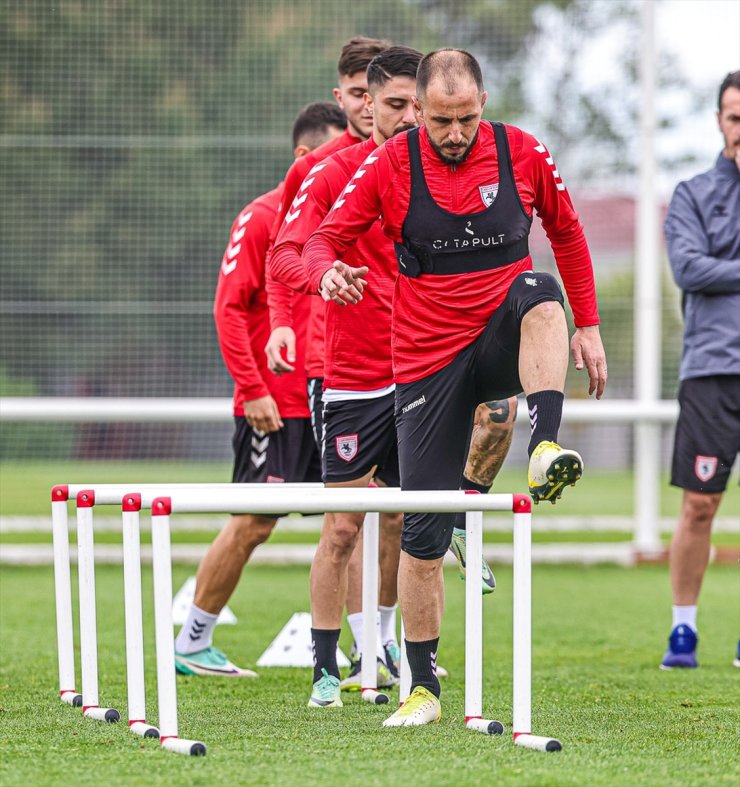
[395, 122, 532, 277]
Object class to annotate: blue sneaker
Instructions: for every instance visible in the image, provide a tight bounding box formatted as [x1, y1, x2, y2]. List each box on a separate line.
[734, 640, 740, 668]
[175, 646, 257, 677]
[660, 625, 698, 669]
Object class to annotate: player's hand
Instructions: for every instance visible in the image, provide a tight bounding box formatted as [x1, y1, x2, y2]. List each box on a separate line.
[571, 325, 607, 399]
[320, 260, 368, 305]
[265, 327, 296, 375]
[243, 395, 283, 433]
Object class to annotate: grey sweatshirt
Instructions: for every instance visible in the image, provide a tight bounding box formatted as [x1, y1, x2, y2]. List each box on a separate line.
[664, 152, 740, 381]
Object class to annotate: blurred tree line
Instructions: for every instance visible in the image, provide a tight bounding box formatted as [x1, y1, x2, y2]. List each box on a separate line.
[0, 0, 568, 403]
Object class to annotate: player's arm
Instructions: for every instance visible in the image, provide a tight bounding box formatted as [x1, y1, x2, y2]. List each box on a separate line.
[263, 158, 312, 374]
[303, 151, 387, 304]
[522, 132, 607, 398]
[214, 206, 283, 432]
[665, 182, 740, 293]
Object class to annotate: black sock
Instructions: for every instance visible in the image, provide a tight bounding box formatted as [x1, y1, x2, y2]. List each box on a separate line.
[405, 637, 440, 698]
[311, 628, 341, 682]
[526, 390, 564, 457]
[454, 476, 490, 530]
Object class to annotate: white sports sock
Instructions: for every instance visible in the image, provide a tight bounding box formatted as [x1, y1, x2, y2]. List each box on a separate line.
[347, 612, 364, 657]
[672, 605, 697, 632]
[175, 604, 218, 654]
[379, 604, 397, 646]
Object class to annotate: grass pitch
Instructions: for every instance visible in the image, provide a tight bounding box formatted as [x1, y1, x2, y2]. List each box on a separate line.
[0, 562, 738, 787]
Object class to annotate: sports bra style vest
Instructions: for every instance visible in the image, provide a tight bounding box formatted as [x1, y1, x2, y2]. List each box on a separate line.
[395, 122, 532, 277]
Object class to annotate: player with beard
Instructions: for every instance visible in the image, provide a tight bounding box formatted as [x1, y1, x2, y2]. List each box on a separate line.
[303, 49, 607, 725]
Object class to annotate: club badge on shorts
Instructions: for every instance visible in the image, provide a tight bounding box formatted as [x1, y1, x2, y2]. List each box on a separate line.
[336, 434, 358, 462]
[694, 455, 718, 483]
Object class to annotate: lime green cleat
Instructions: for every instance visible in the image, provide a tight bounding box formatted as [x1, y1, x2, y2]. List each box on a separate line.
[174, 646, 257, 677]
[382, 686, 441, 727]
[449, 527, 496, 594]
[528, 440, 583, 504]
[308, 668, 343, 708]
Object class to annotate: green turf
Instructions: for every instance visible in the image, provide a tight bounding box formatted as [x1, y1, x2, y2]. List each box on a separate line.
[2, 460, 739, 518]
[0, 563, 738, 786]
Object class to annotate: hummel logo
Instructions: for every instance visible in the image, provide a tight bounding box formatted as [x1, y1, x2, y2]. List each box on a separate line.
[402, 395, 426, 414]
[529, 404, 538, 432]
[711, 205, 727, 216]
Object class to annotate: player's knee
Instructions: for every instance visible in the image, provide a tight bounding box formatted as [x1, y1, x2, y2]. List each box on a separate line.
[381, 512, 404, 535]
[327, 515, 362, 554]
[682, 492, 721, 531]
[227, 514, 276, 549]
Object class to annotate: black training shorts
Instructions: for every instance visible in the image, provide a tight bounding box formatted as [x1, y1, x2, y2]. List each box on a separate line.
[231, 416, 321, 485]
[322, 390, 400, 486]
[396, 270, 564, 560]
[671, 375, 740, 494]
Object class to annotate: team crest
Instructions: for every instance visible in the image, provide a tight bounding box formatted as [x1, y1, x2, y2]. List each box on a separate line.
[479, 183, 499, 207]
[336, 434, 359, 462]
[694, 455, 718, 483]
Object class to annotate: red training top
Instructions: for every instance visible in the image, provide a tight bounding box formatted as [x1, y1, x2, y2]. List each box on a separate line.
[303, 122, 599, 384]
[213, 184, 309, 417]
[266, 129, 362, 378]
[272, 137, 395, 390]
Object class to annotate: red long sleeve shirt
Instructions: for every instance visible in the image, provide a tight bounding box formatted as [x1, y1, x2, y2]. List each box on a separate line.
[303, 122, 599, 384]
[266, 129, 362, 378]
[272, 137, 395, 390]
[213, 185, 309, 417]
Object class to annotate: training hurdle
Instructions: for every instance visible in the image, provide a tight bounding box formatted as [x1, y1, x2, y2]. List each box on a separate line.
[51, 482, 317, 755]
[146, 486, 560, 752]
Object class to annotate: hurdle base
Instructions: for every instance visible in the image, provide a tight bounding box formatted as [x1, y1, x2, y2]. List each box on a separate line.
[129, 720, 160, 738]
[361, 688, 389, 705]
[161, 736, 207, 756]
[466, 716, 505, 735]
[60, 690, 83, 707]
[513, 732, 562, 752]
[83, 706, 120, 723]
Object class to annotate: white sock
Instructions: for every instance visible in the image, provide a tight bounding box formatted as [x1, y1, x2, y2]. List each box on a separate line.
[347, 612, 364, 656]
[672, 605, 697, 632]
[379, 604, 398, 646]
[175, 604, 218, 654]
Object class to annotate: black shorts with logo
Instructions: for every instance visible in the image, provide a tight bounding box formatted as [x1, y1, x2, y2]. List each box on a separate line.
[671, 375, 740, 494]
[396, 270, 564, 560]
[322, 390, 400, 486]
[232, 416, 322, 485]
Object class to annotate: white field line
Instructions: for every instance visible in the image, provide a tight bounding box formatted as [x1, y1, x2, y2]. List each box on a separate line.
[1, 515, 738, 534]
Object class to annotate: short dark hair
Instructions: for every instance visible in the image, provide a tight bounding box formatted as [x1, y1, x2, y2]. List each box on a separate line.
[416, 48, 484, 100]
[337, 36, 392, 78]
[292, 102, 347, 150]
[366, 46, 423, 93]
[718, 70, 740, 111]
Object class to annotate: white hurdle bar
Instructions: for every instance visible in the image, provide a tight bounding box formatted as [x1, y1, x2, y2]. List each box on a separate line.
[54, 482, 398, 753]
[51, 483, 318, 749]
[360, 512, 388, 705]
[148, 487, 561, 750]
